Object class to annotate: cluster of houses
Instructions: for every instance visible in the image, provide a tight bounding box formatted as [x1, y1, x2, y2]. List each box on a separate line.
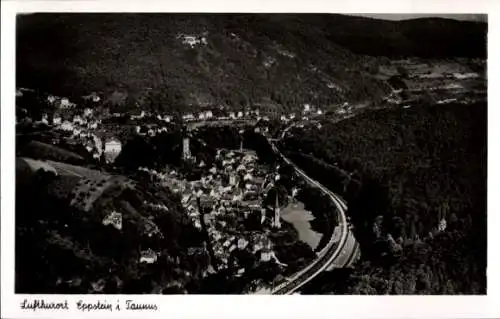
[37, 101, 123, 164]
[17, 86, 336, 172]
[179, 109, 262, 122]
[277, 104, 326, 123]
[18, 86, 332, 130]
[17, 89, 127, 163]
[177, 32, 209, 48]
[181, 110, 214, 122]
[47, 95, 78, 109]
[129, 108, 264, 128]
[139, 148, 287, 274]
[129, 105, 328, 125]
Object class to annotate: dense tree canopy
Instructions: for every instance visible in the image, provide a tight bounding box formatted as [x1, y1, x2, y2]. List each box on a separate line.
[283, 103, 486, 294]
[18, 14, 487, 113]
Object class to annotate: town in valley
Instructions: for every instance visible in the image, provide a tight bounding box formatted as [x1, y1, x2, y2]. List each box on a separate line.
[14, 13, 487, 295]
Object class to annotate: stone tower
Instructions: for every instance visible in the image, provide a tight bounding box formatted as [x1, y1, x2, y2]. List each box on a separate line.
[182, 137, 191, 161]
[182, 126, 191, 161]
[274, 191, 281, 229]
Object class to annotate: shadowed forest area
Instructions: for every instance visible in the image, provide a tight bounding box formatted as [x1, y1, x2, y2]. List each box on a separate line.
[16, 14, 486, 114]
[283, 103, 486, 294]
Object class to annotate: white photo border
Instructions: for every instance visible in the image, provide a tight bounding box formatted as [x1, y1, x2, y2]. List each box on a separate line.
[2, 1, 499, 318]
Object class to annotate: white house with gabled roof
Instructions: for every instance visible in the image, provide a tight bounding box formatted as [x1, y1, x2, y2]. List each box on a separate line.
[104, 138, 122, 163]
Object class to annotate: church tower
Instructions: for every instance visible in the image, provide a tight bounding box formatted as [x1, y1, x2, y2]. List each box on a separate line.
[182, 137, 191, 160]
[274, 191, 281, 229]
[182, 126, 191, 161]
[239, 129, 244, 152]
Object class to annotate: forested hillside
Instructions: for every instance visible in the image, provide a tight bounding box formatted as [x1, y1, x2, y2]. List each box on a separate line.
[16, 158, 208, 294]
[282, 103, 486, 294]
[16, 14, 486, 113]
[296, 15, 487, 58]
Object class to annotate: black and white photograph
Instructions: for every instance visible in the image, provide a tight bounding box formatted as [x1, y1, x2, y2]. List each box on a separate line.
[3, 1, 499, 317]
[11, 11, 488, 296]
